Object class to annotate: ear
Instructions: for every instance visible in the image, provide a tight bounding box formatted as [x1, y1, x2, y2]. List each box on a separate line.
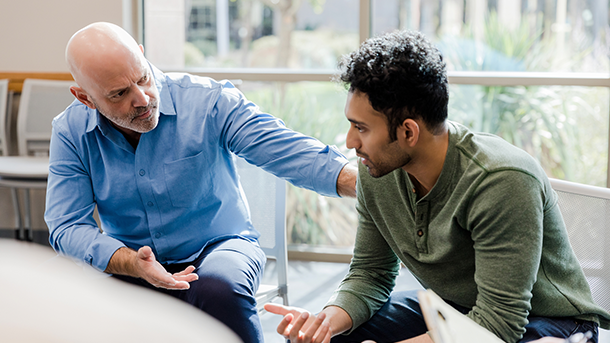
[70, 86, 96, 109]
[397, 118, 420, 148]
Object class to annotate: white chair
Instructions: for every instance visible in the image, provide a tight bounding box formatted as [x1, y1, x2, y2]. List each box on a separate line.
[235, 156, 289, 311]
[0, 79, 10, 156]
[550, 178, 610, 313]
[0, 79, 76, 241]
[0, 79, 25, 241]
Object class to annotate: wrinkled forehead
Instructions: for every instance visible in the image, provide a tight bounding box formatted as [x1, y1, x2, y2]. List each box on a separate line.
[81, 46, 149, 94]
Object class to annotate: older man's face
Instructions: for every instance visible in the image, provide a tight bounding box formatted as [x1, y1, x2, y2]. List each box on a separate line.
[87, 53, 160, 136]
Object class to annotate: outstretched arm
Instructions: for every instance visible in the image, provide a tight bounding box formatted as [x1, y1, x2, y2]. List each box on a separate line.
[337, 163, 357, 198]
[105, 246, 198, 290]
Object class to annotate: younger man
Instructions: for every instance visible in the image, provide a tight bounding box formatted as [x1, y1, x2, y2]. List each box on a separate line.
[266, 30, 610, 343]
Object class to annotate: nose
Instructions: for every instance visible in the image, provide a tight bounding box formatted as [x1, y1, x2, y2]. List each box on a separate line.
[345, 126, 360, 150]
[132, 85, 149, 108]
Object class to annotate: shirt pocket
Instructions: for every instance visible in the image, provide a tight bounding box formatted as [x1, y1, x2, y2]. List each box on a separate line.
[164, 151, 213, 207]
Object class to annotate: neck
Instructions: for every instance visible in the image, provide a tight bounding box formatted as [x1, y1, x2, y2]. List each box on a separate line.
[112, 122, 141, 149]
[403, 122, 449, 196]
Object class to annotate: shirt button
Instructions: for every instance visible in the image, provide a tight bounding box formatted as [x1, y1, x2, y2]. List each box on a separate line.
[147, 201, 154, 207]
[139, 169, 145, 176]
[412, 188, 416, 193]
[155, 232, 161, 238]
[417, 230, 424, 237]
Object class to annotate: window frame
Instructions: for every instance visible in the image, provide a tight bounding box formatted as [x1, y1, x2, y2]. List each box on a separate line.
[140, 0, 610, 260]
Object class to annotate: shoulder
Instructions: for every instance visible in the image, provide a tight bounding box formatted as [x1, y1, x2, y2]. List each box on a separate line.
[51, 100, 96, 138]
[450, 121, 545, 178]
[163, 73, 240, 97]
[164, 72, 222, 90]
[162, 73, 245, 108]
[448, 123, 554, 207]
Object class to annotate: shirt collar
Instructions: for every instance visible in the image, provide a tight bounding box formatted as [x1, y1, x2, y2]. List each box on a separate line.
[85, 61, 176, 134]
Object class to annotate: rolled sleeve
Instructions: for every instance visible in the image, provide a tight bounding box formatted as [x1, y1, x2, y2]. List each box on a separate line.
[311, 145, 349, 197]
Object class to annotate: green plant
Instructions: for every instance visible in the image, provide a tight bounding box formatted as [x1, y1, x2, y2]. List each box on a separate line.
[441, 10, 609, 186]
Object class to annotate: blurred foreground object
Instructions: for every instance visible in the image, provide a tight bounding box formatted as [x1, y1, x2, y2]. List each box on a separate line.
[419, 289, 503, 343]
[0, 239, 242, 343]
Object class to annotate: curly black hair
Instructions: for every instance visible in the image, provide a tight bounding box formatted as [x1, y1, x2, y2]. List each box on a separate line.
[337, 30, 448, 140]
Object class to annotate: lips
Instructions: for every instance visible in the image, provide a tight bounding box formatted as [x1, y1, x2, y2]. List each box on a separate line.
[132, 106, 156, 121]
[357, 155, 369, 166]
[137, 109, 151, 119]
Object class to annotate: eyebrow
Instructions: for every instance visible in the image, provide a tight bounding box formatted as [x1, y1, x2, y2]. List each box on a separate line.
[347, 118, 366, 126]
[106, 71, 148, 97]
[106, 87, 128, 98]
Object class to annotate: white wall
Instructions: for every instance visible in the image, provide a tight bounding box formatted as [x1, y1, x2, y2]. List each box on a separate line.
[0, 0, 126, 232]
[0, 0, 125, 72]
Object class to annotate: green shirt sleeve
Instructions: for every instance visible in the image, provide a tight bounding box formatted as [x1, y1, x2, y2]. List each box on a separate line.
[466, 169, 545, 342]
[324, 165, 401, 333]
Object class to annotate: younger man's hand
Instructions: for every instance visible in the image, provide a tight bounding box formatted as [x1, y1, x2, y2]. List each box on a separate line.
[264, 303, 332, 343]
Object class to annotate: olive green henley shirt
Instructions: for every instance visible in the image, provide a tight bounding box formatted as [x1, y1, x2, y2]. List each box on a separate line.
[326, 121, 610, 343]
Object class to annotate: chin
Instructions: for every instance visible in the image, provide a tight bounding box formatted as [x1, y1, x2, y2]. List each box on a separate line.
[135, 111, 160, 133]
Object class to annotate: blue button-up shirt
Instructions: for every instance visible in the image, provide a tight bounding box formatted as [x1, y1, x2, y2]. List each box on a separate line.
[45, 66, 348, 272]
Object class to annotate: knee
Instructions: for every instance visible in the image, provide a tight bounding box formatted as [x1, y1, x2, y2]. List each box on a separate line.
[188, 275, 256, 310]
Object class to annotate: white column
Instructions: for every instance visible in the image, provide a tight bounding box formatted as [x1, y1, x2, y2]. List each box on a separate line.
[554, 0, 568, 53]
[466, 0, 486, 42]
[216, 0, 230, 57]
[498, 0, 521, 31]
[144, 0, 185, 69]
[441, 0, 464, 36]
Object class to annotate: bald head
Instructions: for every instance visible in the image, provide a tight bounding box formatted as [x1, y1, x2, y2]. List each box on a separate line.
[66, 22, 144, 90]
[65, 22, 160, 138]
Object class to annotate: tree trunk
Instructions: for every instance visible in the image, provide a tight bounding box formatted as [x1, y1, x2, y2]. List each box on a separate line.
[276, 0, 301, 67]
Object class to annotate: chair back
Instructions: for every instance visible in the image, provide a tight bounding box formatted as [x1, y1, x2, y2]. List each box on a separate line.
[17, 79, 76, 156]
[0, 79, 9, 156]
[235, 156, 289, 304]
[550, 178, 610, 312]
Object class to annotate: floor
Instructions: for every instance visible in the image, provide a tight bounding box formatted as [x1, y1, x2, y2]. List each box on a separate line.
[260, 260, 610, 343]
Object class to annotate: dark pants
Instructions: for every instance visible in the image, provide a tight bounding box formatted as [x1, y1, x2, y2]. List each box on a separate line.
[113, 237, 266, 343]
[331, 290, 599, 343]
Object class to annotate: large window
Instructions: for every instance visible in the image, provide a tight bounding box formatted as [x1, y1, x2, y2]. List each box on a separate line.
[143, 0, 610, 251]
[371, 0, 609, 73]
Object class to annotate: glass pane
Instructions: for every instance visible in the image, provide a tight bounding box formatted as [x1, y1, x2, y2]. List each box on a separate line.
[145, 0, 360, 69]
[449, 85, 609, 186]
[240, 82, 610, 248]
[240, 81, 358, 247]
[372, 0, 610, 73]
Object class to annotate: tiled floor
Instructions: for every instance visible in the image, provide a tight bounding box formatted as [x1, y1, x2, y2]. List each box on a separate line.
[260, 260, 610, 343]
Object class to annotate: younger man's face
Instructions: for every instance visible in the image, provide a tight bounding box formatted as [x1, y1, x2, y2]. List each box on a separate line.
[344, 91, 412, 178]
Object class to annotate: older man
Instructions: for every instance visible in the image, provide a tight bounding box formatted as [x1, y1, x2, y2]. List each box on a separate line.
[45, 22, 356, 343]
